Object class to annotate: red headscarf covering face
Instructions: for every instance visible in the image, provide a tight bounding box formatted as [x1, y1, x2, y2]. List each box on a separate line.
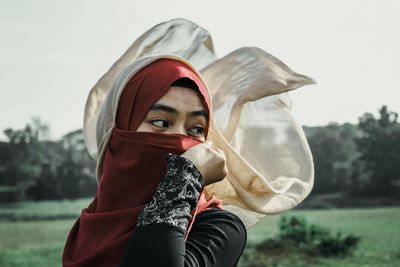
[63, 59, 221, 267]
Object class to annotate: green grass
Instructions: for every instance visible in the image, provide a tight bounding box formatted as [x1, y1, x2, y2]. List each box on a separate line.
[0, 199, 90, 267]
[0, 198, 91, 221]
[240, 207, 400, 267]
[0, 199, 399, 267]
[0, 220, 75, 267]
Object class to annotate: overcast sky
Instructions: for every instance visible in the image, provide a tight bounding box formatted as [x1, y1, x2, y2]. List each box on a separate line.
[1, 0, 399, 141]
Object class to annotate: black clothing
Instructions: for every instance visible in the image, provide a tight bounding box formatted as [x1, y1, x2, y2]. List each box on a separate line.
[119, 154, 247, 267]
[119, 208, 247, 267]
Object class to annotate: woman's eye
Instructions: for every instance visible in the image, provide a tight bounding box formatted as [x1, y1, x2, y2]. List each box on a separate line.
[151, 120, 169, 128]
[188, 126, 204, 136]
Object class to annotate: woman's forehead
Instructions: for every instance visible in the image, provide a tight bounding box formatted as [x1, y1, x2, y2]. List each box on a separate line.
[153, 86, 207, 114]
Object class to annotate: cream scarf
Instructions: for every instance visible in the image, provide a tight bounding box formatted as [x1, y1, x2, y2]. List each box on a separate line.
[83, 18, 315, 228]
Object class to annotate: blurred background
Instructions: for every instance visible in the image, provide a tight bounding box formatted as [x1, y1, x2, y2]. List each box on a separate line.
[1, 0, 399, 266]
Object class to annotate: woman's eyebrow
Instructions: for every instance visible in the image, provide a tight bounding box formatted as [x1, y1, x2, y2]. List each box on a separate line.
[150, 104, 207, 119]
[190, 110, 207, 119]
[150, 104, 177, 114]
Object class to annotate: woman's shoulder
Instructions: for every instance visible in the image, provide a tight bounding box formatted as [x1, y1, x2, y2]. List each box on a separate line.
[192, 207, 247, 238]
[187, 207, 247, 266]
[196, 207, 245, 225]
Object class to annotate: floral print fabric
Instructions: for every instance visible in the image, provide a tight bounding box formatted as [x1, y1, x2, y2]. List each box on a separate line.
[137, 154, 204, 232]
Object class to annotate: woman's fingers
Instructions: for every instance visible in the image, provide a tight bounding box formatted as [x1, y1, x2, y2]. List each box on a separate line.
[181, 142, 227, 186]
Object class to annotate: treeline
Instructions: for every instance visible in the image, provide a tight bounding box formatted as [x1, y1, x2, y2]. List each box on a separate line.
[0, 106, 399, 203]
[305, 105, 400, 205]
[0, 118, 97, 202]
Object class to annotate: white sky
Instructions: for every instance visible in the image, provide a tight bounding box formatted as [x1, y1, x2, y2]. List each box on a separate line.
[1, 0, 399, 141]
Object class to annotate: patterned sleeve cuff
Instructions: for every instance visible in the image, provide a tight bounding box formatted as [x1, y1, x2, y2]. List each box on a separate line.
[165, 153, 204, 185]
[137, 153, 204, 232]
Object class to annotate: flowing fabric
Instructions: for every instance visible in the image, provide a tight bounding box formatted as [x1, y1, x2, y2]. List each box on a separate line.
[63, 59, 221, 267]
[83, 18, 315, 228]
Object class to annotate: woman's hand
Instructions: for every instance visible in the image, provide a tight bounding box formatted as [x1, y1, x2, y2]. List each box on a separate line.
[181, 141, 227, 186]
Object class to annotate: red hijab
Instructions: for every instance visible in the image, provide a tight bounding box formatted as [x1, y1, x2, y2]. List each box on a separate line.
[63, 59, 222, 267]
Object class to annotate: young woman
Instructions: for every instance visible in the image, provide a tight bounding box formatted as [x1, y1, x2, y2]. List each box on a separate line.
[63, 16, 316, 267]
[63, 57, 247, 267]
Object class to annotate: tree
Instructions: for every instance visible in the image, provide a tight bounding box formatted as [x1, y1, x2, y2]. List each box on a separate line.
[356, 106, 400, 197]
[1, 117, 96, 201]
[1, 117, 48, 200]
[25, 129, 97, 200]
[305, 123, 362, 196]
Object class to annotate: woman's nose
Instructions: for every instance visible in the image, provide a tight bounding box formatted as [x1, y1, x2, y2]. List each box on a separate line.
[168, 124, 186, 135]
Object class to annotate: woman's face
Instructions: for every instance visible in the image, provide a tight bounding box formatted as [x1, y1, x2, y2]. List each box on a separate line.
[137, 86, 208, 141]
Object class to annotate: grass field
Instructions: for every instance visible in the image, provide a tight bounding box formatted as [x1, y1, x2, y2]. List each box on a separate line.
[242, 208, 400, 267]
[0, 199, 399, 267]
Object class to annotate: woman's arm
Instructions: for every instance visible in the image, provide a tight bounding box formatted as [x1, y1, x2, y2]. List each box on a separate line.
[136, 154, 203, 232]
[118, 154, 246, 267]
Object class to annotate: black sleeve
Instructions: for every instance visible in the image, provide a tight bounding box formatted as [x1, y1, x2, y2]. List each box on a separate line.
[118, 208, 247, 267]
[118, 154, 247, 267]
[136, 153, 204, 232]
